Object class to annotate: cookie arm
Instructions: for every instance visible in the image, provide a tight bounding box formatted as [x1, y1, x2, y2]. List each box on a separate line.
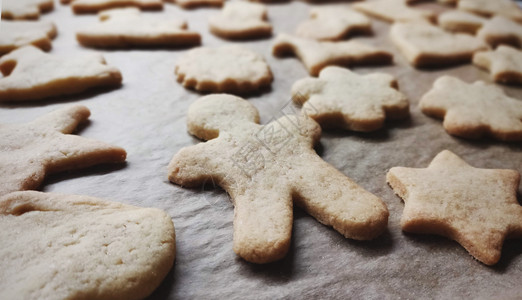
[292, 155, 389, 240]
[31, 105, 91, 134]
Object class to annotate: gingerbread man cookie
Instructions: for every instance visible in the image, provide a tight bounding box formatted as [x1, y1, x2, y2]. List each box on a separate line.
[387, 150, 522, 265]
[0, 191, 175, 299]
[77, 8, 201, 48]
[390, 21, 487, 67]
[168, 94, 389, 263]
[175, 45, 272, 93]
[2, 0, 54, 20]
[419, 75, 522, 141]
[0, 46, 122, 102]
[64, 0, 163, 14]
[477, 16, 522, 48]
[295, 7, 371, 41]
[458, 0, 522, 23]
[353, 0, 435, 23]
[0, 20, 57, 55]
[291, 66, 409, 132]
[0, 105, 126, 196]
[473, 45, 522, 84]
[209, 2, 271, 40]
[272, 33, 392, 76]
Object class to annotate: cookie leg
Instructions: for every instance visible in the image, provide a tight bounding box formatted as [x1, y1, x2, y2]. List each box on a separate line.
[291, 157, 388, 240]
[232, 190, 293, 264]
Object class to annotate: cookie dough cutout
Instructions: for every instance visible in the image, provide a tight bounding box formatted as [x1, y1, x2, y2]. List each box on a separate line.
[458, 0, 522, 23]
[0, 105, 127, 196]
[165, 0, 223, 9]
[437, 10, 487, 34]
[175, 45, 272, 94]
[2, 0, 54, 20]
[473, 46, 522, 85]
[0, 191, 175, 299]
[0, 20, 57, 55]
[77, 8, 201, 48]
[292, 66, 409, 132]
[295, 7, 371, 41]
[477, 16, 522, 48]
[390, 21, 487, 67]
[353, 0, 435, 23]
[65, 0, 164, 14]
[168, 94, 389, 263]
[209, 2, 271, 40]
[272, 33, 392, 76]
[387, 150, 522, 265]
[0, 46, 122, 102]
[419, 75, 522, 141]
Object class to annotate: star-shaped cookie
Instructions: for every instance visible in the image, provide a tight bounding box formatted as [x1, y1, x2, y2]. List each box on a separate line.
[0, 46, 122, 102]
[458, 0, 522, 23]
[175, 45, 273, 94]
[477, 16, 522, 48]
[209, 2, 271, 40]
[353, 0, 435, 23]
[387, 150, 522, 265]
[64, 0, 163, 14]
[272, 33, 392, 76]
[473, 45, 522, 84]
[168, 94, 389, 263]
[419, 75, 522, 141]
[295, 7, 371, 41]
[0, 20, 57, 55]
[291, 66, 409, 132]
[0, 105, 127, 196]
[2, 0, 54, 20]
[390, 21, 487, 67]
[0, 191, 175, 299]
[76, 8, 201, 48]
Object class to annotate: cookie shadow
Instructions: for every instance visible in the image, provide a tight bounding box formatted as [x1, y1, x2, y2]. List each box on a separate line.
[0, 85, 122, 108]
[343, 227, 395, 258]
[452, 135, 522, 152]
[144, 264, 177, 300]
[42, 162, 128, 188]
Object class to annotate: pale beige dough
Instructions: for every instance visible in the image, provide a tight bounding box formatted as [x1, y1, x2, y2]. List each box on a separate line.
[272, 33, 392, 76]
[458, 0, 522, 23]
[168, 94, 389, 263]
[0, 46, 122, 102]
[0, 191, 175, 300]
[473, 45, 522, 85]
[390, 21, 487, 67]
[353, 0, 435, 23]
[77, 8, 201, 48]
[437, 10, 487, 34]
[387, 150, 522, 265]
[291, 66, 409, 132]
[65, 0, 163, 14]
[477, 16, 522, 48]
[2, 0, 54, 20]
[295, 7, 371, 41]
[175, 45, 273, 93]
[0, 20, 57, 55]
[419, 75, 522, 141]
[0, 105, 127, 196]
[209, 2, 271, 40]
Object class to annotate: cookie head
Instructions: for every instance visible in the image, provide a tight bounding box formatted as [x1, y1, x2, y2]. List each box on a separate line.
[187, 94, 260, 140]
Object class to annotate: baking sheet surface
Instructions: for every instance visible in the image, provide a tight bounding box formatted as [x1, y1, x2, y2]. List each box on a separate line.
[1, 1, 522, 299]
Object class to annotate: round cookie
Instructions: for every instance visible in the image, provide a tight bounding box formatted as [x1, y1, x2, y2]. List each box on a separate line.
[0, 191, 176, 300]
[174, 45, 273, 94]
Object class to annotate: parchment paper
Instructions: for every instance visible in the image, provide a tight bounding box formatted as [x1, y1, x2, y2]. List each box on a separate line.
[1, 1, 521, 299]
